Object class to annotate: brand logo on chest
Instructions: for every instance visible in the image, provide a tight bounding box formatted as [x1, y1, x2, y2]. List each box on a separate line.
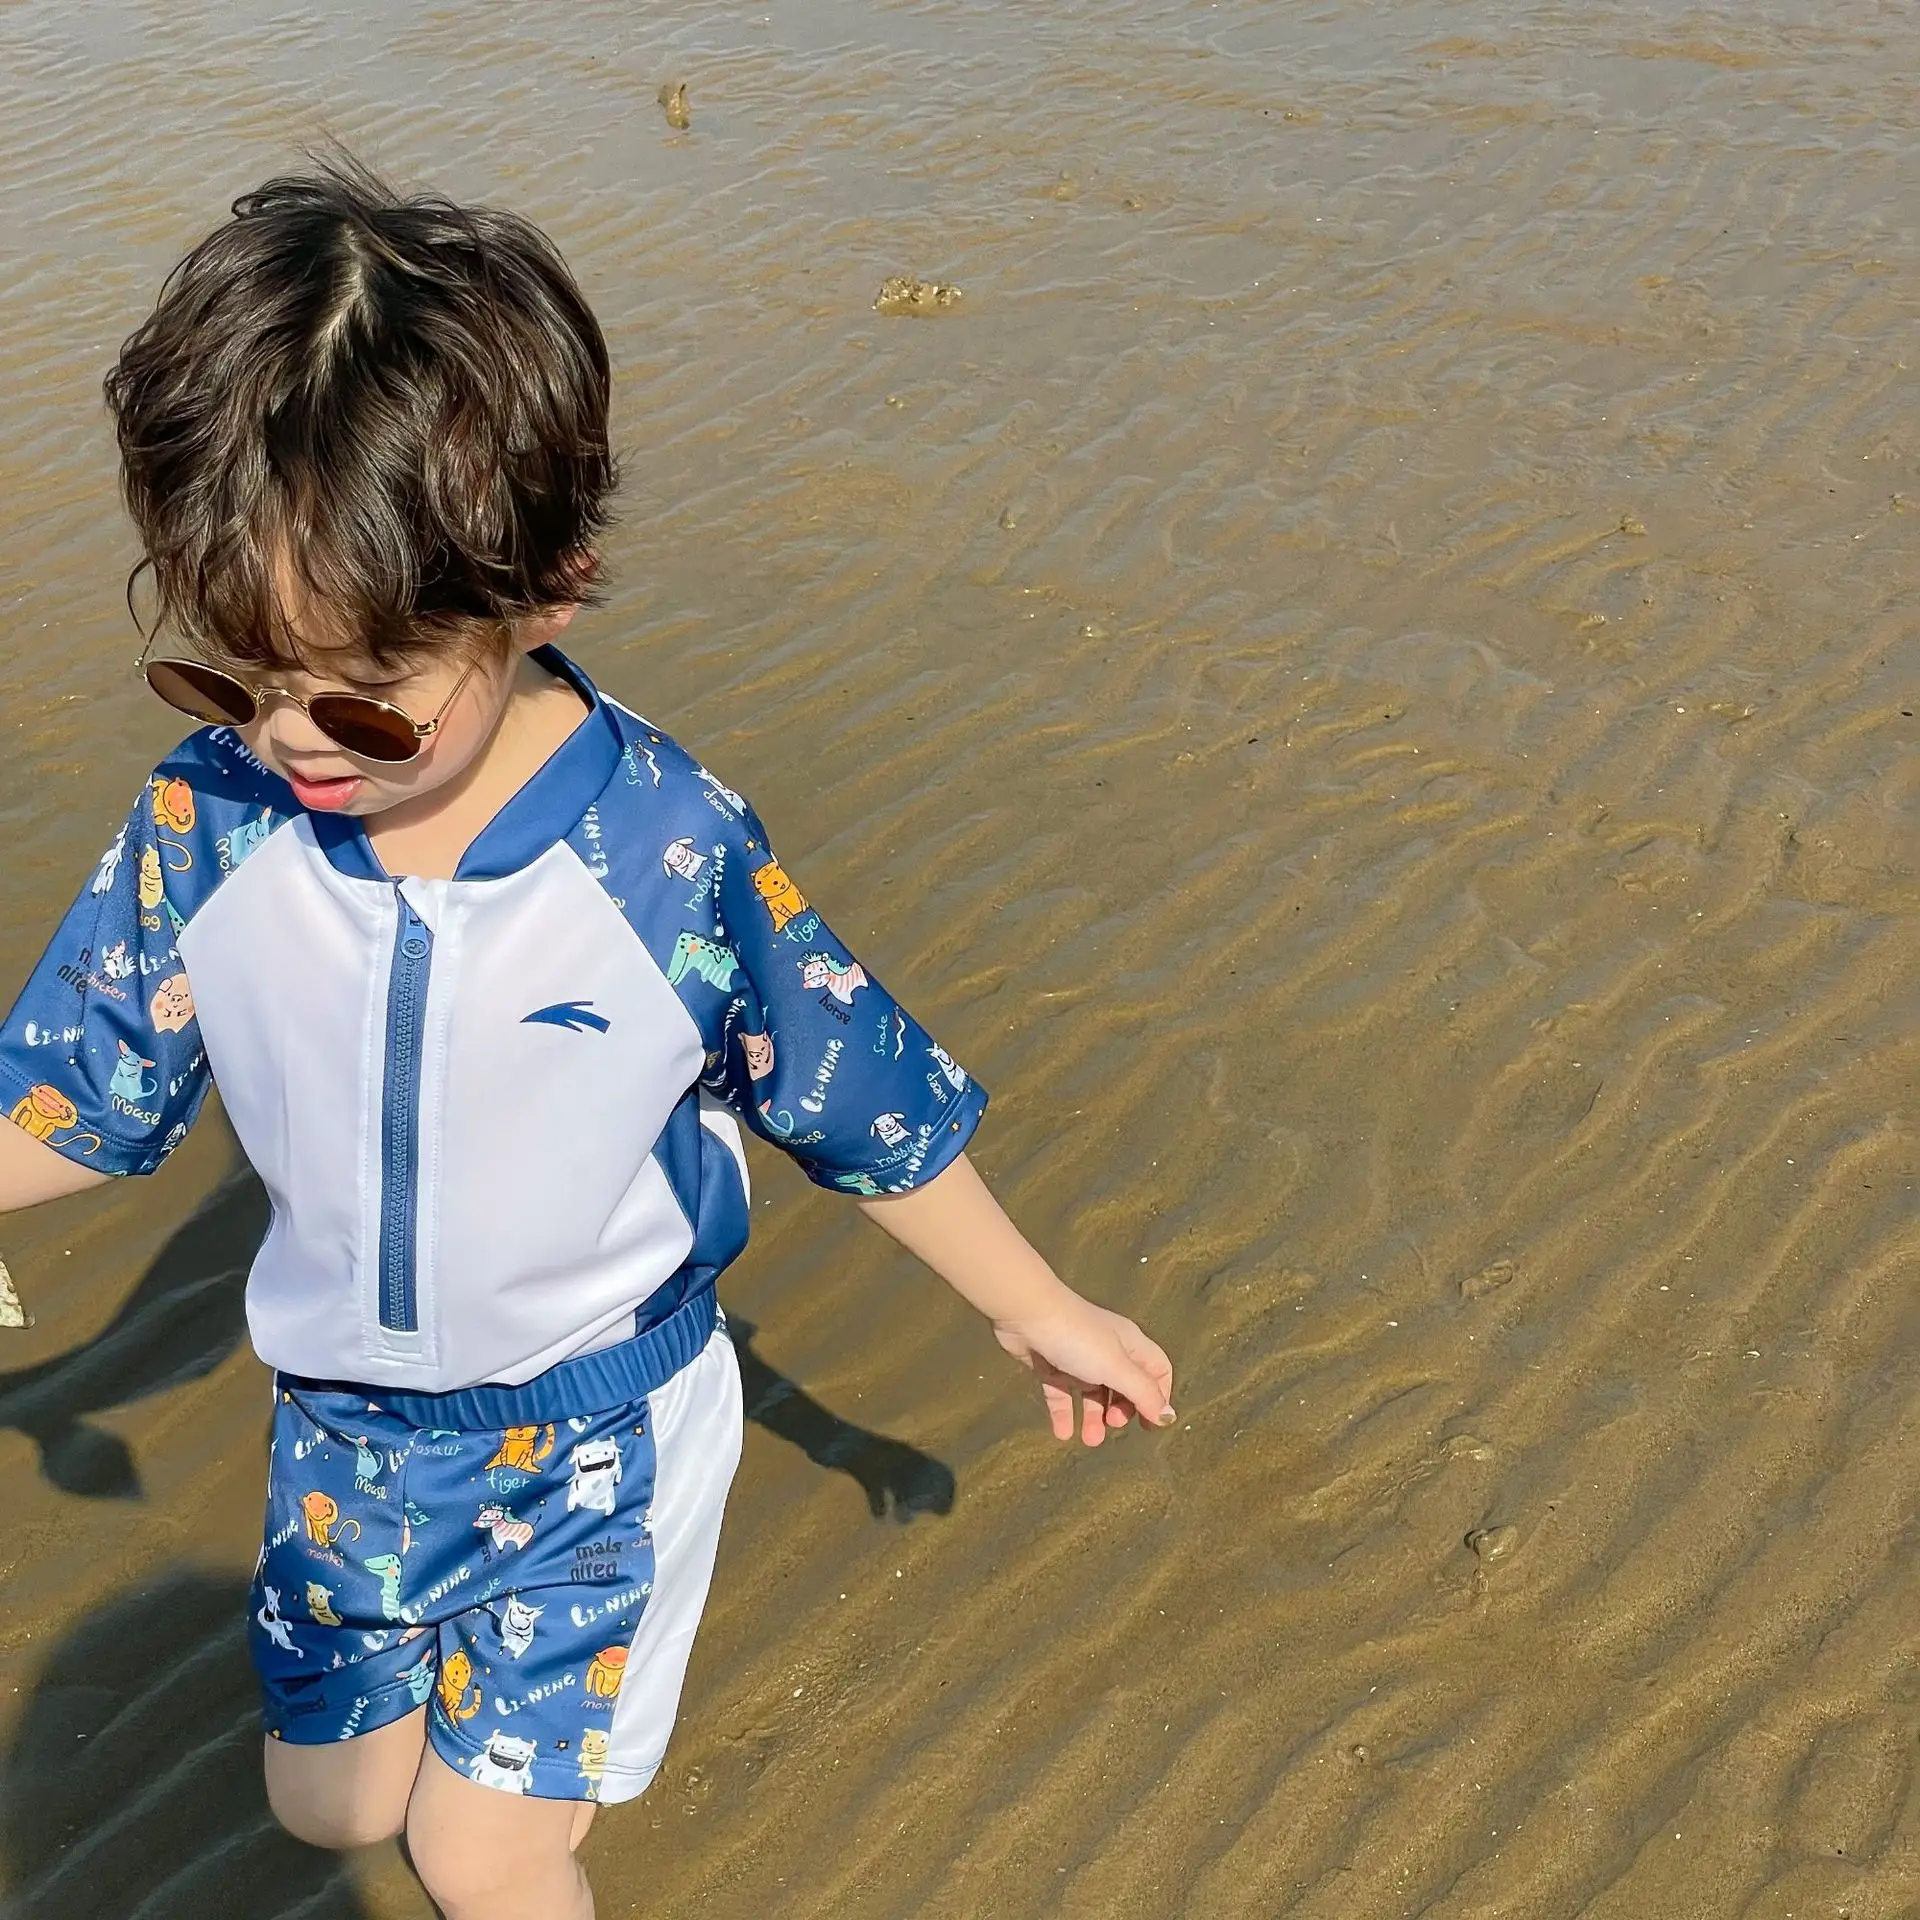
[522, 1000, 612, 1034]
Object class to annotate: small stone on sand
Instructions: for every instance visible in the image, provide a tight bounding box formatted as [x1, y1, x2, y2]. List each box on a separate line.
[658, 82, 691, 130]
[0, 1255, 29, 1329]
[1459, 1258, 1516, 1301]
[874, 276, 962, 317]
[1466, 1524, 1517, 1563]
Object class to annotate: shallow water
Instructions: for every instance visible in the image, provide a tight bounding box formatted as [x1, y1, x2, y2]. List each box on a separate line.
[1, 1, 1916, 1914]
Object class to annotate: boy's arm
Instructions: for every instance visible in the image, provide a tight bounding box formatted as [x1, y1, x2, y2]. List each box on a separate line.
[0, 1115, 113, 1210]
[856, 1153, 1176, 1447]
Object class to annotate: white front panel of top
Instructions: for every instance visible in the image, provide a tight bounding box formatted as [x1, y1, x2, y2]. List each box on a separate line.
[422, 844, 706, 1385]
[178, 819, 389, 1370]
[182, 829, 708, 1389]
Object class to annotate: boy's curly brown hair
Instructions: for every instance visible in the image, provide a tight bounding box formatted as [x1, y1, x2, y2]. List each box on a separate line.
[105, 153, 617, 673]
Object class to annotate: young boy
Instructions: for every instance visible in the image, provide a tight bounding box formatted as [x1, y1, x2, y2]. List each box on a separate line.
[0, 161, 1174, 1917]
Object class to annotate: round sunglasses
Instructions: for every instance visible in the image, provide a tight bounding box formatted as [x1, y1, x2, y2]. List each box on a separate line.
[143, 654, 481, 764]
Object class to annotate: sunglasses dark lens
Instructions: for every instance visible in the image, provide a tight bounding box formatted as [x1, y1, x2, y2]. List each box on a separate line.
[307, 695, 423, 763]
[145, 658, 257, 726]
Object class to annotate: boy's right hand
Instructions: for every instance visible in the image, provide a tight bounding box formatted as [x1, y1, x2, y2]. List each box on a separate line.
[992, 1296, 1176, 1447]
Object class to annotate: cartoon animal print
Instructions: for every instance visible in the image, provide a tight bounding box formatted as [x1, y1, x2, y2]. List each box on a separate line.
[90, 826, 127, 896]
[138, 845, 165, 912]
[566, 1438, 622, 1516]
[437, 1647, 483, 1722]
[8, 1085, 101, 1155]
[151, 776, 196, 834]
[739, 1031, 775, 1081]
[100, 941, 135, 983]
[667, 931, 740, 992]
[301, 1491, 361, 1549]
[468, 1731, 538, 1794]
[352, 1438, 385, 1485]
[306, 1581, 342, 1626]
[871, 1112, 910, 1150]
[219, 811, 275, 871]
[401, 1498, 432, 1554]
[835, 1172, 885, 1196]
[661, 835, 707, 883]
[473, 1503, 537, 1557]
[800, 951, 868, 1005]
[108, 1042, 158, 1103]
[148, 974, 196, 1033]
[486, 1425, 555, 1475]
[256, 1585, 303, 1656]
[402, 1649, 437, 1705]
[751, 859, 807, 932]
[583, 1646, 628, 1699]
[498, 1594, 544, 1660]
[577, 1727, 610, 1796]
[697, 767, 746, 814]
[930, 1043, 968, 1091]
[13, 1085, 74, 1133]
[363, 1552, 405, 1621]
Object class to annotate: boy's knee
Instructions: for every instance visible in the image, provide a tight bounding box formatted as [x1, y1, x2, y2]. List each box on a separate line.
[405, 1801, 588, 1917]
[264, 1752, 408, 1851]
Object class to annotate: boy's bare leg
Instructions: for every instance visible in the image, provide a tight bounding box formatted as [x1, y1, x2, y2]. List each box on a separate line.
[263, 1707, 427, 1848]
[404, 1745, 596, 1919]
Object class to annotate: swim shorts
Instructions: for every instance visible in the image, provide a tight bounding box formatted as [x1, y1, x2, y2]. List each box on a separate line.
[247, 1289, 742, 1803]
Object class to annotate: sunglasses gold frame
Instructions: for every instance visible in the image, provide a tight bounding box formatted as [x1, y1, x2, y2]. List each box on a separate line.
[141, 651, 483, 764]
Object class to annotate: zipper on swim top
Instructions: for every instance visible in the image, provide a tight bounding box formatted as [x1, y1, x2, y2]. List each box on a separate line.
[378, 888, 434, 1334]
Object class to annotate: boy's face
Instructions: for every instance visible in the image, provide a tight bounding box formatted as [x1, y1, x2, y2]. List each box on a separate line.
[236, 641, 516, 817]
[226, 553, 579, 818]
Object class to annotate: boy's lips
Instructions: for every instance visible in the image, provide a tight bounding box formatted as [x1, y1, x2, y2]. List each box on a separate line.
[287, 770, 365, 811]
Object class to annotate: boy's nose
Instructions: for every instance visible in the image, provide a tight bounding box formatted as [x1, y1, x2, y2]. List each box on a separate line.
[256, 698, 347, 762]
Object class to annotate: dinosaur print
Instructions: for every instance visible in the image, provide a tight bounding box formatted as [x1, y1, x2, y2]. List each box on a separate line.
[363, 1552, 404, 1621]
[667, 931, 740, 992]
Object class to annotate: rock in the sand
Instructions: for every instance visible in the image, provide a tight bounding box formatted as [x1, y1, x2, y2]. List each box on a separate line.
[0, 1254, 29, 1329]
[874, 276, 962, 317]
[1465, 1524, 1518, 1563]
[1459, 1258, 1516, 1301]
[658, 82, 690, 130]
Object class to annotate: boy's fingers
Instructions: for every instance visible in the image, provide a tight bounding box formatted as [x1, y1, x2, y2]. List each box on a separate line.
[1121, 1324, 1176, 1397]
[1117, 1325, 1176, 1424]
[1080, 1388, 1109, 1447]
[1038, 1374, 1076, 1442]
[1109, 1352, 1176, 1427]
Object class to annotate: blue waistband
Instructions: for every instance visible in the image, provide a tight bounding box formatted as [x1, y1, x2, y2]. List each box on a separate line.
[281, 1284, 719, 1429]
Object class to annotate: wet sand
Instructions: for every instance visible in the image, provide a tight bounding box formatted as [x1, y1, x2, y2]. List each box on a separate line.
[1, 1, 1916, 1914]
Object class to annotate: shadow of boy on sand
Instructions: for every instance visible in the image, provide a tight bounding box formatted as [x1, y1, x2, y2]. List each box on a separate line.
[0, 1166, 269, 1498]
[0, 1570, 372, 1920]
[727, 1315, 956, 1522]
[0, 1162, 957, 1521]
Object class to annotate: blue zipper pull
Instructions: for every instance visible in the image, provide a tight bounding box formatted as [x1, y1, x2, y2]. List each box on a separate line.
[378, 886, 435, 1334]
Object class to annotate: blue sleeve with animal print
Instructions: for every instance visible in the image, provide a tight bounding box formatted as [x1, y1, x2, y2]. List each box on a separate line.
[0, 729, 290, 1175]
[704, 800, 988, 1195]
